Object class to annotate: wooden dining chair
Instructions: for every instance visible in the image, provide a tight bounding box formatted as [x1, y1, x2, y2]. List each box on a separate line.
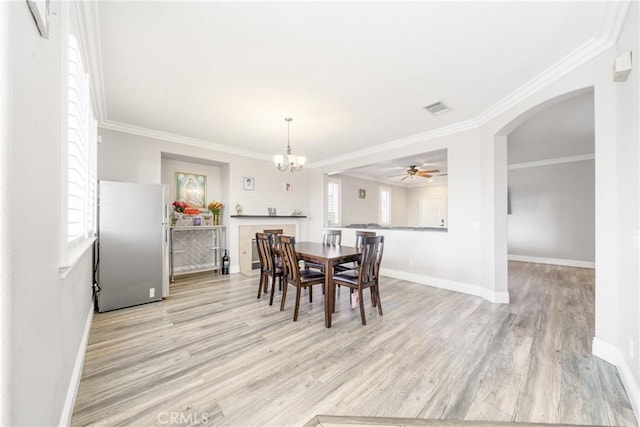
[323, 229, 342, 245]
[255, 232, 284, 306]
[332, 235, 384, 325]
[264, 228, 284, 254]
[306, 229, 342, 272]
[263, 228, 283, 240]
[335, 230, 376, 272]
[279, 235, 326, 321]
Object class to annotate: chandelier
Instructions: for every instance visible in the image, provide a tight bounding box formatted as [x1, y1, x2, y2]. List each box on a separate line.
[273, 117, 306, 172]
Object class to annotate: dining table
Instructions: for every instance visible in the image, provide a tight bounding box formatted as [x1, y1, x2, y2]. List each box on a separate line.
[294, 241, 360, 328]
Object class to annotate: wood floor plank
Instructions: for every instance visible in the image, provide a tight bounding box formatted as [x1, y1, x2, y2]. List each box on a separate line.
[72, 264, 637, 427]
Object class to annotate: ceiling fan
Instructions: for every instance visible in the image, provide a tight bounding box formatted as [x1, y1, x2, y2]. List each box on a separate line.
[389, 165, 440, 181]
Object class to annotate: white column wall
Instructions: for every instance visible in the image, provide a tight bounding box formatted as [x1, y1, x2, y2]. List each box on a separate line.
[2, 2, 95, 426]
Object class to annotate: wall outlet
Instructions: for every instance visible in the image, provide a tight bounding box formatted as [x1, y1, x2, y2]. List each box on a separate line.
[149, 288, 155, 298]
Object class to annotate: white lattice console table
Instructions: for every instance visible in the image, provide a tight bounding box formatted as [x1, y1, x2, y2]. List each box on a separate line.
[169, 226, 226, 281]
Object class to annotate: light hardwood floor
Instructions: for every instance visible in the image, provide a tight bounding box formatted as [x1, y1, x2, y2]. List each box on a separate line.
[72, 262, 636, 426]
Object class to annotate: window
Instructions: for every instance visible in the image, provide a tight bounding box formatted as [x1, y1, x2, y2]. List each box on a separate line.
[327, 178, 341, 226]
[66, 33, 97, 259]
[379, 186, 391, 225]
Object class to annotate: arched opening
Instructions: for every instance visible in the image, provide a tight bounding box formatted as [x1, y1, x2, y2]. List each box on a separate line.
[493, 87, 594, 298]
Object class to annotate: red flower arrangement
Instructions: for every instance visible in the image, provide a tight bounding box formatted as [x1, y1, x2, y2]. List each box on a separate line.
[172, 201, 188, 213]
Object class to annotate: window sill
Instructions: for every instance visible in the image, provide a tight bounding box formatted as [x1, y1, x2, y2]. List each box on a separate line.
[59, 236, 96, 279]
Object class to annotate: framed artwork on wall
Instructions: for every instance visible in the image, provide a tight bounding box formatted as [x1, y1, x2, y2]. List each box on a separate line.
[243, 177, 255, 191]
[175, 172, 206, 208]
[359, 189, 366, 199]
[284, 182, 291, 192]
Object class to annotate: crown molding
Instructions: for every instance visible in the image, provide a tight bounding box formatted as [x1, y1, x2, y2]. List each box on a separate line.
[508, 153, 595, 170]
[309, 118, 479, 169]
[80, 1, 629, 170]
[311, 2, 627, 169]
[311, 35, 611, 169]
[473, 37, 612, 128]
[99, 120, 272, 162]
[596, 1, 632, 43]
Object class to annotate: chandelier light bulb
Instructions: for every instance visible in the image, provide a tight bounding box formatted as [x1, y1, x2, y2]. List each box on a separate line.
[274, 117, 304, 172]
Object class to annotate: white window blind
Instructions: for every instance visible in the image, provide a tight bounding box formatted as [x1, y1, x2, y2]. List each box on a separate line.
[379, 186, 391, 224]
[327, 178, 341, 227]
[67, 34, 97, 252]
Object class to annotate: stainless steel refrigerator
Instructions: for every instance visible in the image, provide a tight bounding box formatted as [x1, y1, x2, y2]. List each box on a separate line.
[96, 180, 168, 312]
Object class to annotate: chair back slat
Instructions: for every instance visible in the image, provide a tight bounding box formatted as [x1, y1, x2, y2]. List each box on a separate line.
[255, 232, 276, 272]
[354, 230, 376, 249]
[264, 229, 283, 249]
[358, 235, 384, 284]
[322, 229, 342, 245]
[279, 235, 300, 283]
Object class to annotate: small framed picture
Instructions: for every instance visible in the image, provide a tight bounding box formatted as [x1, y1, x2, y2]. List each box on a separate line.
[284, 182, 291, 192]
[268, 207, 277, 216]
[192, 216, 202, 226]
[243, 177, 255, 191]
[359, 189, 366, 199]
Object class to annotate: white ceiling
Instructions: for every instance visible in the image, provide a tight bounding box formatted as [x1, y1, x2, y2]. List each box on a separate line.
[93, 1, 612, 167]
[337, 149, 448, 187]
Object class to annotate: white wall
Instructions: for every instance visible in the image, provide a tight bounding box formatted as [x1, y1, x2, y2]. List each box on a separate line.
[333, 174, 407, 226]
[612, 0, 639, 407]
[1, 2, 94, 425]
[98, 127, 312, 273]
[0, 2, 10, 423]
[161, 158, 223, 208]
[406, 184, 448, 226]
[311, 128, 494, 300]
[507, 160, 595, 264]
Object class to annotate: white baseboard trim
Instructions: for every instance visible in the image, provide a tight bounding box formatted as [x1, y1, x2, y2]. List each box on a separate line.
[593, 337, 639, 421]
[59, 302, 94, 427]
[508, 254, 595, 269]
[380, 268, 509, 304]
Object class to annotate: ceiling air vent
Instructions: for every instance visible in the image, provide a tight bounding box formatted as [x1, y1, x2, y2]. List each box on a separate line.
[424, 101, 451, 116]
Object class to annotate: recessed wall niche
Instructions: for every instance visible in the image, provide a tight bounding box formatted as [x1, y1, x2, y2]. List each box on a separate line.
[160, 153, 229, 212]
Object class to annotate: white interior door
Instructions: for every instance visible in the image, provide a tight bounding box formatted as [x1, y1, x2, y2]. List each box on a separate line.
[420, 197, 447, 227]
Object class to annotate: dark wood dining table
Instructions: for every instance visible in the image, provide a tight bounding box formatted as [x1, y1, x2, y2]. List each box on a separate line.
[294, 242, 360, 328]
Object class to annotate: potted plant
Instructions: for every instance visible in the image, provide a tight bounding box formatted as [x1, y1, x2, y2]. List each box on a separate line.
[207, 201, 224, 225]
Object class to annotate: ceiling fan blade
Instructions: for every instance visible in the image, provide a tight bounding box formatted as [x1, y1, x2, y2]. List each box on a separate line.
[419, 169, 440, 174]
[400, 175, 409, 181]
[386, 173, 406, 178]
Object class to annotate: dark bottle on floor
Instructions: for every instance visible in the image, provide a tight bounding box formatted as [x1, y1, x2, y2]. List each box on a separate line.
[222, 250, 230, 275]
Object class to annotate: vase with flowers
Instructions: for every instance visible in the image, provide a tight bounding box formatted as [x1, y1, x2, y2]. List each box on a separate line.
[171, 201, 188, 226]
[207, 201, 224, 225]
